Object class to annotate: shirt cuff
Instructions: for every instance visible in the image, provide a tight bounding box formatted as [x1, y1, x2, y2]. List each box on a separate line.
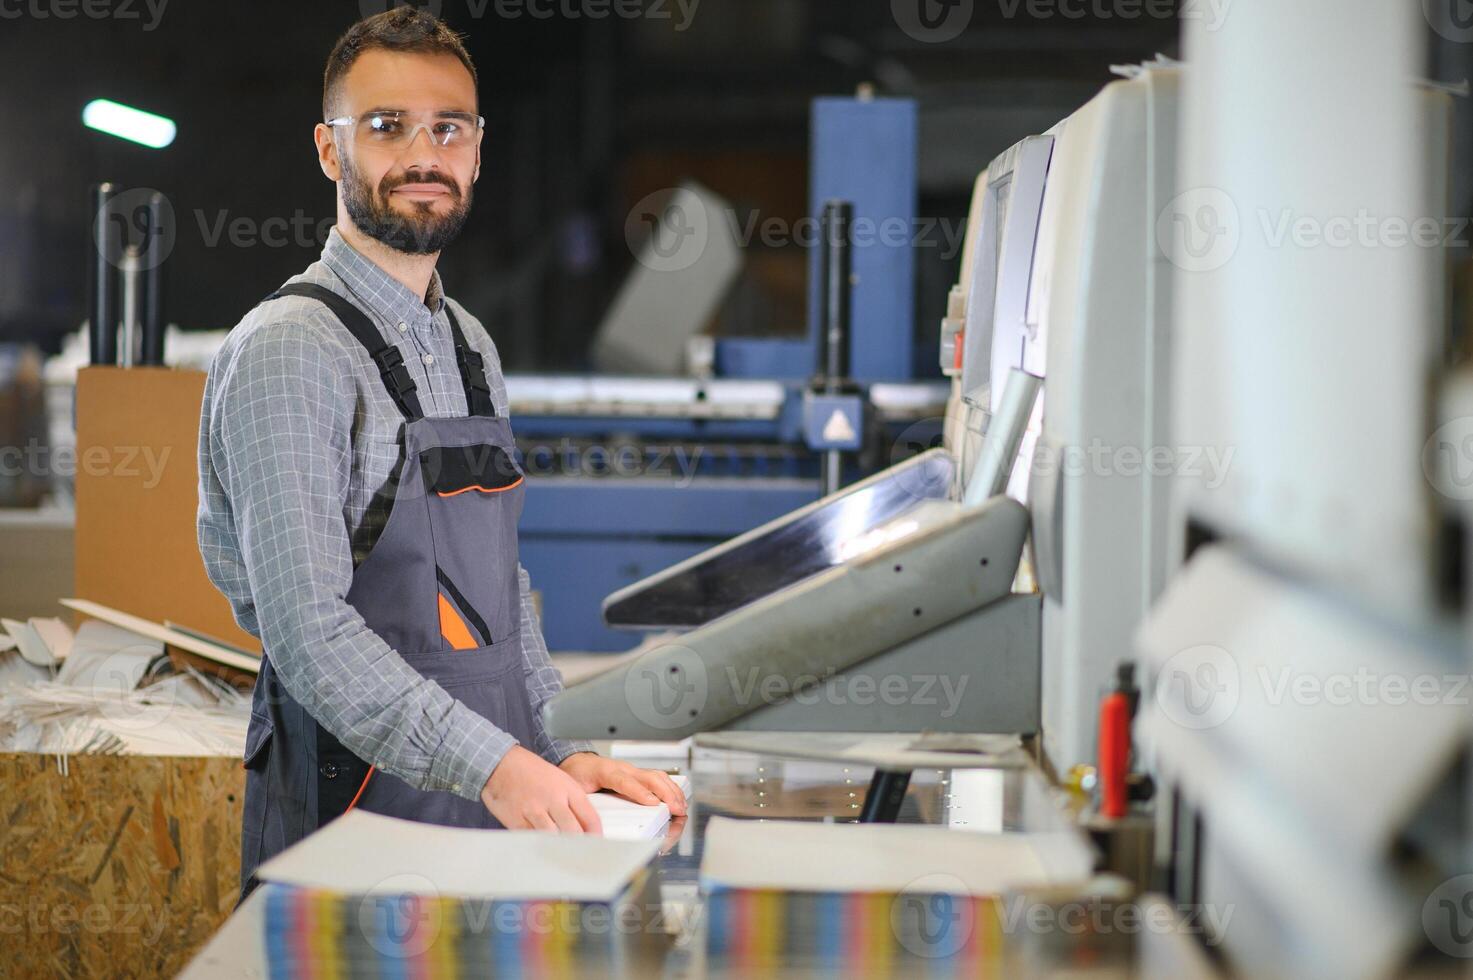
[427, 701, 518, 802]
[545, 739, 595, 766]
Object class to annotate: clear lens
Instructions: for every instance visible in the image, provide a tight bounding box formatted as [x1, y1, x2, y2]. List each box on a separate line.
[345, 111, 482, 150]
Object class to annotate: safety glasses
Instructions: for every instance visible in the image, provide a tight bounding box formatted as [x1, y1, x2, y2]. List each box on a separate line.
[325, 110, 485, 152]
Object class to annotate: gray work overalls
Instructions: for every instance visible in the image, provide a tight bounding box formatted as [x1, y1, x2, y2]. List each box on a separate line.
[238, 282, 539, 899]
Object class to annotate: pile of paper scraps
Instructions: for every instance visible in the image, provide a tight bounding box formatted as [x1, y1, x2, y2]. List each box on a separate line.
[0, 614, 249, 770]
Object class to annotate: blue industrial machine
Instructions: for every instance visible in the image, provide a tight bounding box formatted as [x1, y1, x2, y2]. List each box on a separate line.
[805, 96, 918, 383]
[514, 95, 946, 651]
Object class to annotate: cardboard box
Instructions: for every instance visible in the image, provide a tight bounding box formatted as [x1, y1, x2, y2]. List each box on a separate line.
[73, 367, 260, 655]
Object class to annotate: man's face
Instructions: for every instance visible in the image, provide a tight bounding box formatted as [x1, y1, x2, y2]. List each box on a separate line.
[322, 49, 480, 255]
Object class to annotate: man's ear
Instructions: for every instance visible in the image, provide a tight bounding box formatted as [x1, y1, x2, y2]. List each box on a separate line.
[315, 123, 342, 182]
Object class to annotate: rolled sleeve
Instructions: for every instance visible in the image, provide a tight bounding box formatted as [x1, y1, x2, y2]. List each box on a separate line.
[430, 704, 517, 797]
[204, 319, 514, 800]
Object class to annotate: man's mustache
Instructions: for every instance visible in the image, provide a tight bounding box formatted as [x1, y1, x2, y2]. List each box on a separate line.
[380, 171, 461, 201]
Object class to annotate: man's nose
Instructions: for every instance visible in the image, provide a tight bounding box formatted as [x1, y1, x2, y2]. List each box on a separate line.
[398, 124, 445, 170]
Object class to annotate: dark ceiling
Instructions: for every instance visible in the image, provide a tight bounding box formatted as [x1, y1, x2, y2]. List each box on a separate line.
[3, 1, 1190, 369]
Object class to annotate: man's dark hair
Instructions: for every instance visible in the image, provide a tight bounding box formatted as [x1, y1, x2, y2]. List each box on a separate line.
[323, 7, 478, 118]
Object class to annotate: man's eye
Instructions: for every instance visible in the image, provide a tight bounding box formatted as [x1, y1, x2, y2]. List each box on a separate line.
[434, 122, 463, 137]
[366, 116, 403, 137]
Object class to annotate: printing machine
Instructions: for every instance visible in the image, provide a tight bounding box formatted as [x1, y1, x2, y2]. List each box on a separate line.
[547, 4, 1473, 976]
[513, 100, 951, 654]
[545, 62, 1186, 772]
[1137, 5, 1467, 978]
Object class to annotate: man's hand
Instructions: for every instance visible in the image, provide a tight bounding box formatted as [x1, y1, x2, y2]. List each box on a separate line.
[558, 753, 688, 818]
[481, 746, 603, 834]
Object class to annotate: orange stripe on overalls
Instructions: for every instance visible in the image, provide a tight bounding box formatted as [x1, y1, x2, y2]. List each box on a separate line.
[436, 475, 525, 498]
[438, 593, 479, 650]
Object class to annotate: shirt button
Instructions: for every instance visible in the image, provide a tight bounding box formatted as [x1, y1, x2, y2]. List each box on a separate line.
[397, 322, 408, 333]
[321, 762, 340, 779]
[423, 354, 434, 366]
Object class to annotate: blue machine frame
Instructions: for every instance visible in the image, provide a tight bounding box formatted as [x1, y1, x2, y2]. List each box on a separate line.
[806, 97, 919, 383]
[517, 95, 928, 652]
[520, 477, 819, 652]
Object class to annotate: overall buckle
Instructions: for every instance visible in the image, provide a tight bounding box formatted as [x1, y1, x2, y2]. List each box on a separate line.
[458, 347, 492, 393]
[373, 346, 419, 402]
[456, 346, 491, 389]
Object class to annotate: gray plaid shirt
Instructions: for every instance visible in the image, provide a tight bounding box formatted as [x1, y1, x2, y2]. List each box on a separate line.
[197, 227, 591, 802]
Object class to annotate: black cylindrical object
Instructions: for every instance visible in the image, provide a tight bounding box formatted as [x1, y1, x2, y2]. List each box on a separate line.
[88, 182, 118, 366]
[140, 191, 166, 365]
[819, 199, 853, 392]
[857, 768, 911, 823]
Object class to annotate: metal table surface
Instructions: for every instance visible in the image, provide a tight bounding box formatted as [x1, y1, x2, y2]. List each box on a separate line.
[182, 747, 1214, 979]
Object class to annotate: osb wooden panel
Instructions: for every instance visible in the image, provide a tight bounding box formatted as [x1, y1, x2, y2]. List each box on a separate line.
[0, 753, 245, 979]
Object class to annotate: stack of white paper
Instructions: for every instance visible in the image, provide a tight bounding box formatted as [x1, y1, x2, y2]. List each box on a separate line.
[699, 816, 1094, 896]
[590, 773, 691, 840]
[257, 810, 662, 901]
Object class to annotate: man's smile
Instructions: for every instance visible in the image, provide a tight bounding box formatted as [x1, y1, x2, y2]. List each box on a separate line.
[390, 183, 453, 201]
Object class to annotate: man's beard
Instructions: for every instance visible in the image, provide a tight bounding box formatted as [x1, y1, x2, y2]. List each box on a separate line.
[341, 157, 472, 256]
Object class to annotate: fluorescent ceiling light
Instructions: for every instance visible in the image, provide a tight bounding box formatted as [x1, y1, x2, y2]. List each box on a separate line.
[82, 99, 176, 149]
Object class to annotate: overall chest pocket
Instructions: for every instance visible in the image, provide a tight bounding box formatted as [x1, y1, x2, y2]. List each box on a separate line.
[419, 443, 526, 647]
[419, 443, 523, 496]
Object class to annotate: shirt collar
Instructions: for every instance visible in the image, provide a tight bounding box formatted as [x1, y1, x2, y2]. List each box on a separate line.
[321, 226, 445, 325]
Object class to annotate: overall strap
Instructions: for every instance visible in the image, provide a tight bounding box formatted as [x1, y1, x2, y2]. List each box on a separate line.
[445, 306, 498, 418]
[267, 282, 424, 421]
